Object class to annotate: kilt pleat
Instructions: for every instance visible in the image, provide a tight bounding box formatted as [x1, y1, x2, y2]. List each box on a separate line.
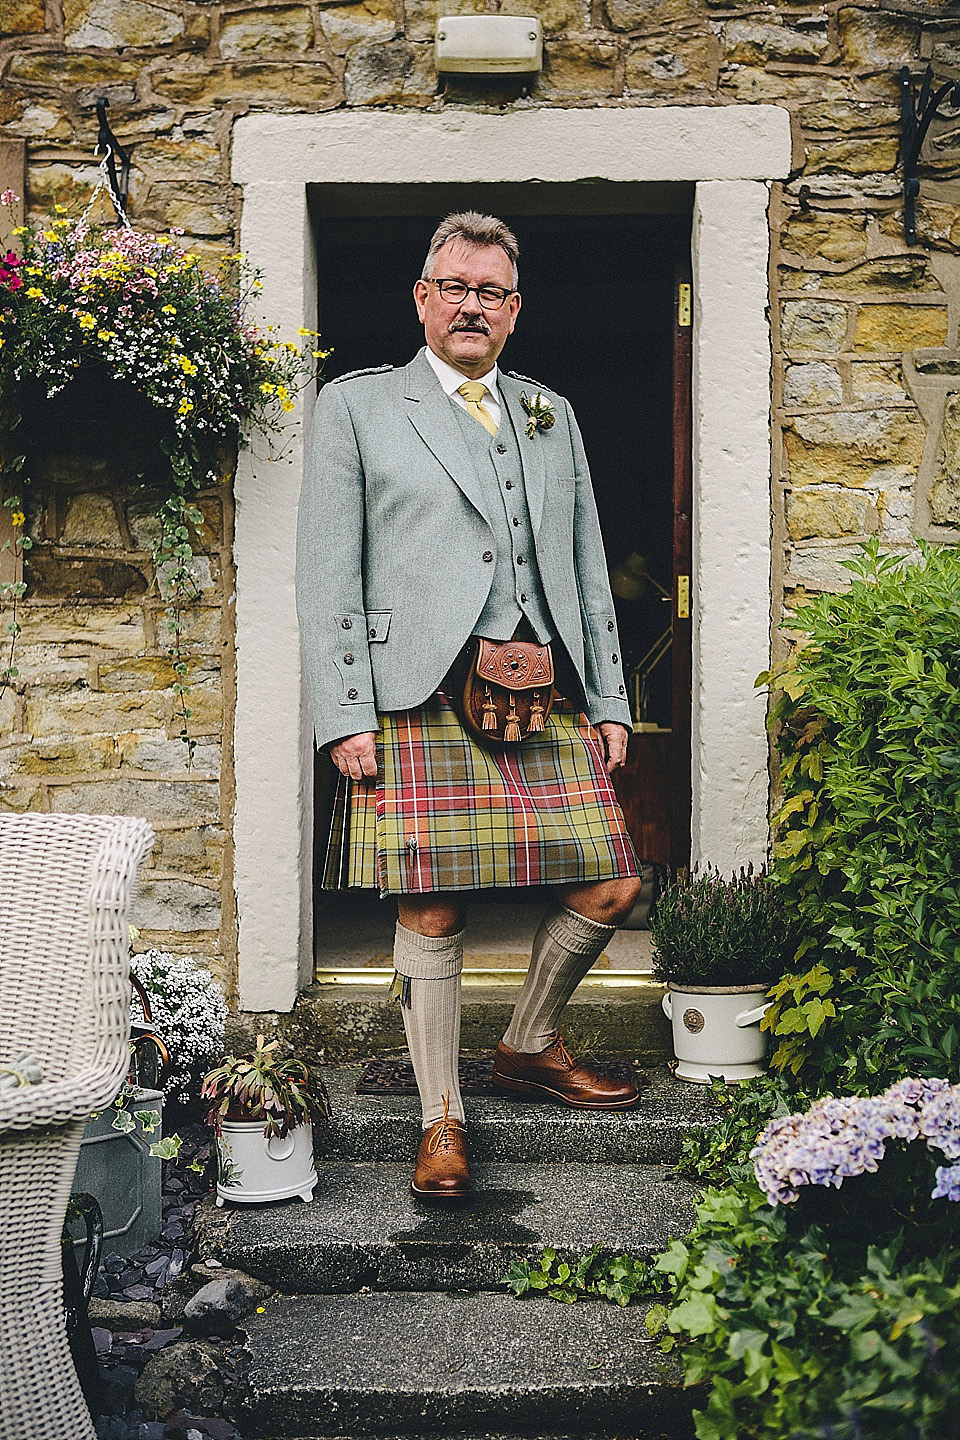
[322, 690, 639, 896]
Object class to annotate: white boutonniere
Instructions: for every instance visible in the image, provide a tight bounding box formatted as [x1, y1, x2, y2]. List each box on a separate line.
[519, 390, 556, 439]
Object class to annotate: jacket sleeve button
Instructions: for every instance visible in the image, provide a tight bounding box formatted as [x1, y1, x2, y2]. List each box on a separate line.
[482, 551, 493, 562]
[607, 621, 615, 632]
[347, 688, 358, 700]
[369, 628, 377, 639]
[341, 618, 352, 629]
[612, 654, 618, 664]
[619, 685, 625, 695]
[343, 653, 354, 664]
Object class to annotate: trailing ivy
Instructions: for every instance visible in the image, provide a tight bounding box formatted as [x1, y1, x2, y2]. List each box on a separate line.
[503, 1245, 654, 1308]
[758, 539, 960, 1092]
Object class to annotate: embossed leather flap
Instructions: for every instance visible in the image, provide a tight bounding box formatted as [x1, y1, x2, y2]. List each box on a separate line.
[475, 638, 554, 693]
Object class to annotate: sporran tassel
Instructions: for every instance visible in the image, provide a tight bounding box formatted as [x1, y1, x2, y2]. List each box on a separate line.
[528, 691, 545, 732]
[482, 685, 498, 732]
[504, 692, 521, 743]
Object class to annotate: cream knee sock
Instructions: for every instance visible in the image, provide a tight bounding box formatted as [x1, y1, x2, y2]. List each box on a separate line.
[502, 904, 616, 1054]
[393, 921, 465, 1128]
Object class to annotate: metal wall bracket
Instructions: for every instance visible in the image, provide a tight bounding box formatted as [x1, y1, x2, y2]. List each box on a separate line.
[900, 64, 960, 246]
[95, 97, 130, 220]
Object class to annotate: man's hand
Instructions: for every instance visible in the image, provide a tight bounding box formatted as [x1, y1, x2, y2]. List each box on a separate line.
[597, 722, 630, 774]
[329, 732, 378, 781]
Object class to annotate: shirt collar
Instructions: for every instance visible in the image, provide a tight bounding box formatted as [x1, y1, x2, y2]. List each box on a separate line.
[425, 346, 499, 399]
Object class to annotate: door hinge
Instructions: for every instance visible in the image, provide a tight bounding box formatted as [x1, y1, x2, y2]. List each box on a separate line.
[677, 283, 691, 328]
[677, 574, 690, 619]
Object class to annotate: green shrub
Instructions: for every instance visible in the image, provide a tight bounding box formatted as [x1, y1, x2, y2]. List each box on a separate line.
[674, 1074, 807, 1188]
[759, 540, 960, 1091]
[652, 1183, 960, 1440]
[650, 866, 798, 988]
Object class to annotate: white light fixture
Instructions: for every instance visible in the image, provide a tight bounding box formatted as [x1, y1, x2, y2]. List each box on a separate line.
[435, 15, 543, 74]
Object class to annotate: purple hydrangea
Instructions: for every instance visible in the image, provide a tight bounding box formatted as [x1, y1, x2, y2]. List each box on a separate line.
[751, 1078, 960, 1206]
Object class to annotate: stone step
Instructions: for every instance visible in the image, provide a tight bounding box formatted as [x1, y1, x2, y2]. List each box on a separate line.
[227, 977, 672, 1067]
[221, 1160, 698, 1294]
[316, 1067, 712, 1166]
[237, 1290, 695, 1438]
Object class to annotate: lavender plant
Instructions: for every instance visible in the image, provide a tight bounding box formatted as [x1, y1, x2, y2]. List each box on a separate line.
[650, 865, 797, 988]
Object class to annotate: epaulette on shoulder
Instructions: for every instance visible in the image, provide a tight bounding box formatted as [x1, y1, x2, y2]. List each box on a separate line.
[330, 364, 395, 384]
[507, 371, 553, 392]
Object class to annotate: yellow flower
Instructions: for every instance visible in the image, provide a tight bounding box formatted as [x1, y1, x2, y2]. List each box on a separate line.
[10, 511, 25, 528]
[0, 335, 4, 348]
[281, 399, 295, 413]
[275, 384, 288, 400]
[76, 312, 96, 330]
[260, 382, 275, 395]
[97, 329, 116, 341]
[178, 355, 198, 376]
[178, 397, 194, 415]
[26, 286, 46, 299]
[55, 203, 66, 214]
[44, 230, 59, 241]
[161, 305, 177, 315]
[13, 226, 27, 237]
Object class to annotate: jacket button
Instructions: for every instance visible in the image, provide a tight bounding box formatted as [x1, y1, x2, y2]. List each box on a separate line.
[607, 621, 614, 632]
[612, 654, 618, 664]
[343, 653, 354, 664]
[347, 688, 358, 700]
[505, 481, 514, 490]
[520, 593, 528, 603]
[483, 551, 493, 562]
[512, 517, 520, 527]
[342, 618, 352, 629]
[369, 628, 377, 639]
[516, 555, 524, 565]
[619, 685, 625, 695]
[497, 444, 507, 454]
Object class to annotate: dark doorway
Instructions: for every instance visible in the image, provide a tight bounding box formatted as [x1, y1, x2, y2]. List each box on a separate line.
[308, 184, 692, 972]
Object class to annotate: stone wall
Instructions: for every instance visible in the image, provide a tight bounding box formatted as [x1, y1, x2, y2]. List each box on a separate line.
[4, 0, 960, 992]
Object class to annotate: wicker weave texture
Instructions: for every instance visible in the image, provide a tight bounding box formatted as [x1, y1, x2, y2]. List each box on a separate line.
[0, 812, 154, 1440]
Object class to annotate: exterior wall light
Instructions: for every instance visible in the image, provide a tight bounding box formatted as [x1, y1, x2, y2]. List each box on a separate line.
[435, 16, 543, 75]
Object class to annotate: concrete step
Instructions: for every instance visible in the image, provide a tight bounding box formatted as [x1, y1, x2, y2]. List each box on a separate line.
[221, 1160, 698, 1294]
[237, 1290, 695, 1439]
[315, 1066, 712, 1166]
[227, 977, 672, 1067]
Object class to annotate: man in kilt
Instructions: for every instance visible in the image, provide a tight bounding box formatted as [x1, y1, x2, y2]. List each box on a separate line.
[297, 212, 643, 1200]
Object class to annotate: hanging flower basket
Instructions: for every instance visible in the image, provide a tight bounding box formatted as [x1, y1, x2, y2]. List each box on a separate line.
[0, 183, 325, 738]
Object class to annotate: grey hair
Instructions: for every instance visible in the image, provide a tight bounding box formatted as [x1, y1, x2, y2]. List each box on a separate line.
[421, 211, 519, 288]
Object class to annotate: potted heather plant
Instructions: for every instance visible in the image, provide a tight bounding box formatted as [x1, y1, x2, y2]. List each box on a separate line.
[651, 866, 797, 1083]
[201, 1035, 328, 1206]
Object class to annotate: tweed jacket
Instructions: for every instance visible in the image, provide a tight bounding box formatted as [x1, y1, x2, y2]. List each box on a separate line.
[296, 348, 633, 750]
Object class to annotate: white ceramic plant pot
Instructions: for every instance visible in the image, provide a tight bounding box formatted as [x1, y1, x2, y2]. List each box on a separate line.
[661, 983, 771, 1084]
[215, 1119, 317, 1206]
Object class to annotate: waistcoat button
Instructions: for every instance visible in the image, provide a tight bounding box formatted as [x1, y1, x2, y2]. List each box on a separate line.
[347, 688, 358, 700]
[343, 653, 354, 664]
[342, 618, 352, 629]
[482, 551, 493, 562]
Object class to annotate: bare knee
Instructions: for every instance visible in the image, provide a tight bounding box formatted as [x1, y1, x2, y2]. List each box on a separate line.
[398, 894, 465, 937]
[559, 876, 643, 927]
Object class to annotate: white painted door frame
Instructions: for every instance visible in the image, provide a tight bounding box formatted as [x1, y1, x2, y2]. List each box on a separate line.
[231, 106, 791, 1013]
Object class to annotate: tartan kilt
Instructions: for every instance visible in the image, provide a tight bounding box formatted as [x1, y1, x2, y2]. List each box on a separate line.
[322, 688, 639, 896]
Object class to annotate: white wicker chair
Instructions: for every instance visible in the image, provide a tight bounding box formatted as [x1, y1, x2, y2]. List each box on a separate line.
[0, 812, 154, 1440]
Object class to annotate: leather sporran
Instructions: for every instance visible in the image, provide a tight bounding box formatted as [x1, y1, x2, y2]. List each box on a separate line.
[456, 638, 555, 746]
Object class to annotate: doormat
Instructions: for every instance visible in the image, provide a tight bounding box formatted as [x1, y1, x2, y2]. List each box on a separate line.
[355, 1055, 645, 1096]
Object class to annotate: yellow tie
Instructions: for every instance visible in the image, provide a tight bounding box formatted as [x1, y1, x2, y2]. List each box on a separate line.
[457, 380, 498, 437]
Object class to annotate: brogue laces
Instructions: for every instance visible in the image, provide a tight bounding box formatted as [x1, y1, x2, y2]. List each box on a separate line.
[426, 1091, 464, 1156]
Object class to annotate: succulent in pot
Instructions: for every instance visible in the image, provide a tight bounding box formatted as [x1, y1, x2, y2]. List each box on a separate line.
[201, 1035, 328, 1205]
[651, 866, 798, 1083]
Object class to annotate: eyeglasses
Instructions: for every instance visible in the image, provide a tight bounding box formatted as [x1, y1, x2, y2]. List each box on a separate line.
[427, 278, 516, 311]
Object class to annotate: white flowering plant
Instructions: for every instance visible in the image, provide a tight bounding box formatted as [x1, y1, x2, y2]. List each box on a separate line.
[0, 191, 327, 740]
[130, 948, 228, 1106]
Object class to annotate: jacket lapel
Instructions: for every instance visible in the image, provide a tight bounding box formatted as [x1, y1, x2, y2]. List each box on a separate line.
[404, 350, 489, 523]
[500, 374, 546, 536]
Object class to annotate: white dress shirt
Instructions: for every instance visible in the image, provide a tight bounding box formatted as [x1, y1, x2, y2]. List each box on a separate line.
[425, 346, 502, 429]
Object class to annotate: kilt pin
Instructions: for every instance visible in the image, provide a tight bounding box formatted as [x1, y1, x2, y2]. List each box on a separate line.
[297, 338, 642, 1200]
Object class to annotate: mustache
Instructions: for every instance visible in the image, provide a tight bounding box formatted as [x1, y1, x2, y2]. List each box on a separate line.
[449, 318, 490, 335]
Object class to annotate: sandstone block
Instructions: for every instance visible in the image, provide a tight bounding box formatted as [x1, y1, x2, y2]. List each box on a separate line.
[23, 165, 100, 220]
[783, 362, 843, 408]
[783, 408, 925, 489]
[0, 783, 45, 814]
[9, 645, 92, 691]
[719, 17, 827, 65]
[781, 299, 848, 353]
[837, 8, 920, 72]
[50, 776, 221, 824]
[132, 139, 222, 182]
[930, 391, 960, 527]
[782, 256, 941, 296]
[151, 59, 342, 108]
[64, 0, 185, 47]
[799, 98, 898, 134]
[854, 304, 948, 354]
[0, 102, 72, 142]
[780, 213, 867, 264]
[135, 878, 221, 934]
[219, 6, 313, 57]
[8, 53, 142, 87]
[149, 825, 223, 877]
[405, 0, 488, 44]
[879, 200, 960, 256]
[99, 656, 179, 692]
[604, 0, 697, 32]
[156, 553, 216, 599]
[16, 603, 145, 650]
[26, 689, 170, 738]
[129, 735, 221, 775]
[145, 182, 234, 238]
[152, 604, 222, 652]
[1, 0, 45, 34]
[785, 544, 870, 594]
[8, 735, 125, 777]
[502, 0, 586, 31]
[61, 494, 124, 548]
[345, 40, 436, 104]
[804, 139, 898, 176]
[319, 0, 396, 54]
[719, 68, 847, 105]
[851, 360, 906, 402]
[878, 486, 913, 541]
[539, 37, 620, 97]
[26, 553, 149, 601]
[786, 489, 877, 541]
[624, 32, 715, 95]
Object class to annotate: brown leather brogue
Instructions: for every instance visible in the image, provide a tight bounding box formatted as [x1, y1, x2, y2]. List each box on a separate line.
[411, 1093, 472, 1200]
[491, 1032, 640, 1110]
